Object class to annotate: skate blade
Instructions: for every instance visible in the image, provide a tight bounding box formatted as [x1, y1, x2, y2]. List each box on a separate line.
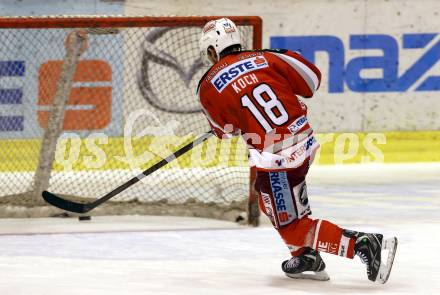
[285, 270, 330, 281]
[376, 237, 398, 284]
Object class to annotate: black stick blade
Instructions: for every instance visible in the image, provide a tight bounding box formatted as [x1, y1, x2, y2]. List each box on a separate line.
[42, 191, 90, 213]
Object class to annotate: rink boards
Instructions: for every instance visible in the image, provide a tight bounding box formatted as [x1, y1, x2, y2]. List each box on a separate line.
[0, 131, 439, 172]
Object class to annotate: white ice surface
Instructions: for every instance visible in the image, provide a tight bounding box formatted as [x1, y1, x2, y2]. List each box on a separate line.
[0, 163, 439, 295]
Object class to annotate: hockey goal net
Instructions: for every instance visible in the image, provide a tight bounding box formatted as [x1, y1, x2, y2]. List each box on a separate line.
[0, 16, 262, 225]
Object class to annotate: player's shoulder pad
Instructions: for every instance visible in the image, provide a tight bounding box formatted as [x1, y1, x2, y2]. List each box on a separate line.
[260, 48, 289, 54]
[264, 48, 306, 58]
[232, 48, 289, 54]
[262, 49, 305, 61]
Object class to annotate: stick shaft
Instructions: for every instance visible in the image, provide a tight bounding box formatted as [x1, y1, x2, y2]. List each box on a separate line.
[91, 132, 213, 208]
[42, 132, 213, 213]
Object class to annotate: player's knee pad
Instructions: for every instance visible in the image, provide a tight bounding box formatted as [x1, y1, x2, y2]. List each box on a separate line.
[257, 170, 311, 229]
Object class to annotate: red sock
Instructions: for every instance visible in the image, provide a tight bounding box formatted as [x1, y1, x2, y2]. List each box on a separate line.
[312, 219, 355, 258]
[277, 217, 355, 258]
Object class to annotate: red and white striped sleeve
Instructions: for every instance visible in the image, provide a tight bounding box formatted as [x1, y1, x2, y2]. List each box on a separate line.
[269, 50, 321, 98]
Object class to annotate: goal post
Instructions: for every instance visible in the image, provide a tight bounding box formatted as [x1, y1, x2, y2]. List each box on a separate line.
[33, 29, 88, 205]
[0, 15, 262, 225]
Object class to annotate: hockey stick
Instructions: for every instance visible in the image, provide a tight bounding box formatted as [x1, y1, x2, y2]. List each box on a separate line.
[42, 131, 213, 213]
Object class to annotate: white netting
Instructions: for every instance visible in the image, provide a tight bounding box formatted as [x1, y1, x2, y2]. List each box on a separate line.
[0, 16, 261, 222]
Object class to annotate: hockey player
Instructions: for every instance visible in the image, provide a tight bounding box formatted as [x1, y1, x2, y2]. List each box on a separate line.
[197, 18, 397, 283]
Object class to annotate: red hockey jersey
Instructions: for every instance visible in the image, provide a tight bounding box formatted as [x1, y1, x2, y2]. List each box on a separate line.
[197, 49, 322, 170]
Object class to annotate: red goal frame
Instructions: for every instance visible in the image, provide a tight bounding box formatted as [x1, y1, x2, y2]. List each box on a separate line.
[0, 15, 262, 50]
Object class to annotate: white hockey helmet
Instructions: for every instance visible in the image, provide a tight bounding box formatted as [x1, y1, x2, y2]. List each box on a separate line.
[199, 18, 242, 66]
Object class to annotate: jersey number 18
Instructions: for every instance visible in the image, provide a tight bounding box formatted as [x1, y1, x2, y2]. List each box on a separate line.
[240, 83, 288, 133]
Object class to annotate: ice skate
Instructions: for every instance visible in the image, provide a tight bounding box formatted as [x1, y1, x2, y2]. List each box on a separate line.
[282, 248, 330, 281]
[354, 233, 398, 284]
